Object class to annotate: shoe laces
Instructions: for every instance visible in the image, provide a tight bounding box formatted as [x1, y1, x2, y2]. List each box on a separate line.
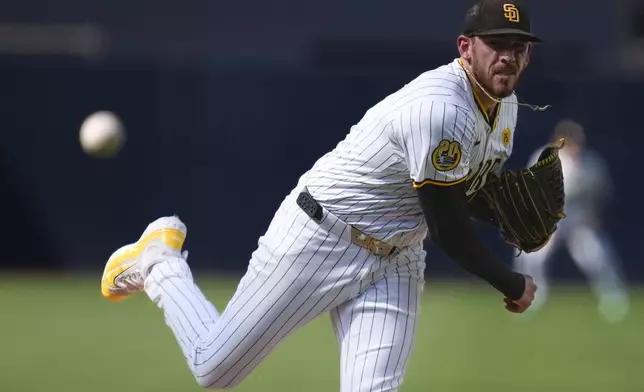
[117, 270, 143, 291]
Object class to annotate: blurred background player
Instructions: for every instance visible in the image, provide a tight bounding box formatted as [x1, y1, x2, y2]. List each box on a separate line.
[513, 119, 630, 323]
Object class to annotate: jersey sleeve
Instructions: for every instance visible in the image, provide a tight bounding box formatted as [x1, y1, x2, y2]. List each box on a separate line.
[395, 100, 477, 188]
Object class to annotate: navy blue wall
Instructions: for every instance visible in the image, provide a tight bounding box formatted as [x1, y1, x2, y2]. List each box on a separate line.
[1, 0, 642, 282]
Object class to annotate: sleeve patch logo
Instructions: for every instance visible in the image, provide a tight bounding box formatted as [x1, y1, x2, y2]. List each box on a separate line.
[432, 139, 461, 171]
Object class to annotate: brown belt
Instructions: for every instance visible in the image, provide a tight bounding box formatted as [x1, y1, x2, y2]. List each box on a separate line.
[296, 188, 398, 257]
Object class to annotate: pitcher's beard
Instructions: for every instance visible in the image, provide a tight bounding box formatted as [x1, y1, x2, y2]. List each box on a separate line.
[473, 69, 515, 99]
[461, 58, 551, 112]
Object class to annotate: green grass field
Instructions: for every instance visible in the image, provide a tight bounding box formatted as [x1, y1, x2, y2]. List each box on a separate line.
[1, 274, 642, 392]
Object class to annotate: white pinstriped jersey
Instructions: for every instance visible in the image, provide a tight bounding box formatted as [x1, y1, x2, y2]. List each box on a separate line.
[305, 58, 518, 246]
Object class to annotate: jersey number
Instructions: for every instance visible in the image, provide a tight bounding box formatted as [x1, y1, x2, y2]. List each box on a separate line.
[466, 157, 502, 197]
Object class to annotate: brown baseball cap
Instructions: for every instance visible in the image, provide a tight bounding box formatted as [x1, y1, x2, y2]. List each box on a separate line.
[463, 0, 541, 42]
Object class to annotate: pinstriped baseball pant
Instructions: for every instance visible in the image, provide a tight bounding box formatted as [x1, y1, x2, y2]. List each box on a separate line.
[144, 188, 426, 391]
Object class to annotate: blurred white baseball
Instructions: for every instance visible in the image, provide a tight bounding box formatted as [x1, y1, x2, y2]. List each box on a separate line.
[79, 110, 126, 158]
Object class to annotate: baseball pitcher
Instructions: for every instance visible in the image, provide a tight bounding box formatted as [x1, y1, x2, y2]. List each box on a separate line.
[100, 1, 563, 390]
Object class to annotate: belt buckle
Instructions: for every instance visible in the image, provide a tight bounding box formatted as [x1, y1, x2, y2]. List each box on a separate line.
[350, 227, 394, 257]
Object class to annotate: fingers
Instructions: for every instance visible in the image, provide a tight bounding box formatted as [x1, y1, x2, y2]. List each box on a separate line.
[505, 295, 534, 313]
[504, 298, 521, 313]
[504, 274, 539, 314]
[504, 298, 529, 313]
[504, 298, 526, 313]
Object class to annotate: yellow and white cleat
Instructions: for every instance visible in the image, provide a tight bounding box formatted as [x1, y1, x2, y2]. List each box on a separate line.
[101, 216, 187, 301]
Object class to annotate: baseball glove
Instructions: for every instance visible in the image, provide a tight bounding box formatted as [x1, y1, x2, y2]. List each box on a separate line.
[468, 139, 567, 254]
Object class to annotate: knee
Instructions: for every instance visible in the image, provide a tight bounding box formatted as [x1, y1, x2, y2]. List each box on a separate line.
[194, 377, 243, 390]
[193, 374, 241, 390]
[356, 376, 400, 392]
[189, 352, 246, 389]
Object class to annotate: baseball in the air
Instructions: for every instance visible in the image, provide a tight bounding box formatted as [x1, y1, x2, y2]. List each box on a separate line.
[79, 110, 126, 158]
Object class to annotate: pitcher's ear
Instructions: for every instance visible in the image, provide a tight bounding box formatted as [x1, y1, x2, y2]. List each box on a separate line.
[457, 35, 473, 62]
